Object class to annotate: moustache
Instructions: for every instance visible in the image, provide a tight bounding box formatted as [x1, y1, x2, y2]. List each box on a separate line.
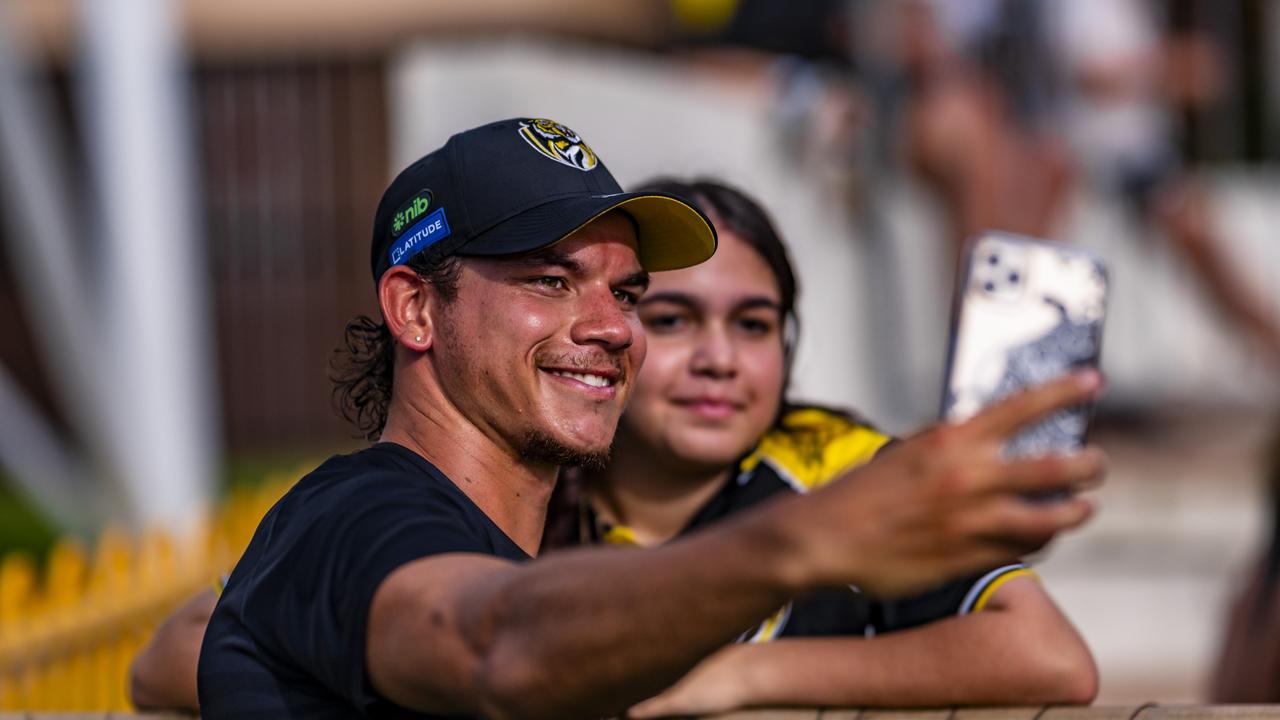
[534, 351, 627, 384]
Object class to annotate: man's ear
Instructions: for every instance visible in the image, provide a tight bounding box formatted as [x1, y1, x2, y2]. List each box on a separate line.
[379, 266, 435, 351]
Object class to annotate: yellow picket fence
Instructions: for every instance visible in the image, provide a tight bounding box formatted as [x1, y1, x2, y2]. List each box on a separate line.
[0, 472, 299, 711]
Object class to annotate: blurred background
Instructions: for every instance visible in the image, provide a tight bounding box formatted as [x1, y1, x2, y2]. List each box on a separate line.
[1, 0, 1279, 708]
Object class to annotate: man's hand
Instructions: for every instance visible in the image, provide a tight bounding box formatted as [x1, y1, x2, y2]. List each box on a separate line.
[781, 370, 1106, 596]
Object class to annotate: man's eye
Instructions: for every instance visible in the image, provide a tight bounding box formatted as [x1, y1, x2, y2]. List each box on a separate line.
[533, 276, 566, 290]
[613, 289, 639, 306]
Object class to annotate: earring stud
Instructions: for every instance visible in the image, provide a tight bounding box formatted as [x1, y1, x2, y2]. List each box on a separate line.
[414, 336, 423, 343]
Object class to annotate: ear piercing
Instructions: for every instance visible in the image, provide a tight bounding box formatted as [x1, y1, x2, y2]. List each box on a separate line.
[414, 336, 423, 343]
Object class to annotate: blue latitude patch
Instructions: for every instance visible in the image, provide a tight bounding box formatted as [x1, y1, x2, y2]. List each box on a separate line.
[388, 207, 451, 267]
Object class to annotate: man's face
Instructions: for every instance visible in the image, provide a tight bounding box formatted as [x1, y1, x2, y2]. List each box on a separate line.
[430, 213, 649, 468]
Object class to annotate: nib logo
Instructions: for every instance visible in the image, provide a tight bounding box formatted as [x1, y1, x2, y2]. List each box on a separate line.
[390, 190, 434, 238]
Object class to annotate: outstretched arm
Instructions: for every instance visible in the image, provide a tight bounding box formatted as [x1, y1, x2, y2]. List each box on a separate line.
[628, 576, 1097, 718]
[366, 373, 1105, 720]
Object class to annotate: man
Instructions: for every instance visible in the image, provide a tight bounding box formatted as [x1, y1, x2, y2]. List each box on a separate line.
[198, 117, 1105, 719]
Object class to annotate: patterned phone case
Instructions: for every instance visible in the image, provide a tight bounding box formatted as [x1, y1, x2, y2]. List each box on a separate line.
[941, 232, 1109, 457]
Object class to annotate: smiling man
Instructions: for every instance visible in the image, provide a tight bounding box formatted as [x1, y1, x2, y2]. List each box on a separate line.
[197, 118, 1107, 720]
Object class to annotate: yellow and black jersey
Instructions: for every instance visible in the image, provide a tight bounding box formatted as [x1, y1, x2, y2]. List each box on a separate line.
[575, 406, 1033, 641]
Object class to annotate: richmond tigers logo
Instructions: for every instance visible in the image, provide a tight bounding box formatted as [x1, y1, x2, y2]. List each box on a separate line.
[517, 118, 599, 171]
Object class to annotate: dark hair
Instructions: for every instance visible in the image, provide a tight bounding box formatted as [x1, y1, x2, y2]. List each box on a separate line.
[633, 177, 874, 437]
[635, 179, 800, 385]
[330, 254, 462, 441]
[635, 178, 799, 352]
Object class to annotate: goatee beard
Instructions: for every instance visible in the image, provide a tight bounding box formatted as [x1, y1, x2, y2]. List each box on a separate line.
[518, 430, 610, 471]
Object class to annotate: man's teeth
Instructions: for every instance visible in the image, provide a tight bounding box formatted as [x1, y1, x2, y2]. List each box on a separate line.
[549, 370, 613, 387]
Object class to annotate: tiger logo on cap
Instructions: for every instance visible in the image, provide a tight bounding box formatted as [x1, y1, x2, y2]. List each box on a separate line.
[517, 118, 599, 172]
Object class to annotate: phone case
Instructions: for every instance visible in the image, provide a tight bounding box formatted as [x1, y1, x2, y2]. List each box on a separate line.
[941, 232, 1109, 458]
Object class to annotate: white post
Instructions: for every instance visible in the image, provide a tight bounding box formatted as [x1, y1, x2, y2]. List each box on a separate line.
[0, 0, 127, 531]
[78, 0, 217, 531]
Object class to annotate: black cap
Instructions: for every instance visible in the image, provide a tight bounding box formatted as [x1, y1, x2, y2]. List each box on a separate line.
[370, 117, 717, 281]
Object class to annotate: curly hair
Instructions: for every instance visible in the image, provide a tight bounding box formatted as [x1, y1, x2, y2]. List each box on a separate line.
[330, 254, 462, 441]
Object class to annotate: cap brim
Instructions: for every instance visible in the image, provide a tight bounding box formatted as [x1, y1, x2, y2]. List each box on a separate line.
[460, 192, 717, 272]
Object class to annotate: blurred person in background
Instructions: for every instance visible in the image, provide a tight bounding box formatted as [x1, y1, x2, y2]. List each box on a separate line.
[1212, 422, 1280, 702]
[868, 0, 1074, 256]
[753, 0, 1280, 365]
[869, 0, 1280, 364]
[1048, 0, 1280, 363]
[136, 174, 1100, 715]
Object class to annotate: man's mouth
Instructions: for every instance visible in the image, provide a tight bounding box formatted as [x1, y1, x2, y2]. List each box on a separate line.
[545, 369, 616, 388]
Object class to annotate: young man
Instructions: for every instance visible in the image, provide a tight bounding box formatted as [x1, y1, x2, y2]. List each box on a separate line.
[197, 117, 1105, 719]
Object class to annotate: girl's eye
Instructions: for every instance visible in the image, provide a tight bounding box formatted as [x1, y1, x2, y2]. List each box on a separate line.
[737, 317, 775, 335]
[643, 313, 688, 332]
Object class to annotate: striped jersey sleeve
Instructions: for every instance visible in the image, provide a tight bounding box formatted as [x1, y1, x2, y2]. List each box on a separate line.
[871, 564, 1037, 633]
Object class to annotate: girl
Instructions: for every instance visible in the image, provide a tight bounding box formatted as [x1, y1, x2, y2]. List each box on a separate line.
[549, 178, 1098, 716]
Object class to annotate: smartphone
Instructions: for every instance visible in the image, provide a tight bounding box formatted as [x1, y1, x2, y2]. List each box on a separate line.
[941, 232, 1109, 464]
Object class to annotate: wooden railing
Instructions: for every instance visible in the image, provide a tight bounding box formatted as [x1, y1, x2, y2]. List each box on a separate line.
[3, 705, 1280, 720]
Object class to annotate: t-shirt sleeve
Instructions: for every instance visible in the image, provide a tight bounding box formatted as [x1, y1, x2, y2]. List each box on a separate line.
[871, 563, 1035, 633]
[239, 474, 499, 712]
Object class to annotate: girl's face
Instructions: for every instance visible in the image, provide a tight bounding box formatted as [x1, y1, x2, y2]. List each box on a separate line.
[619, 228, 787, 472]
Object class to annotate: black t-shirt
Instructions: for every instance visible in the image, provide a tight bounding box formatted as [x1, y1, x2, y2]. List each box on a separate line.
[198, 443, 529, 719]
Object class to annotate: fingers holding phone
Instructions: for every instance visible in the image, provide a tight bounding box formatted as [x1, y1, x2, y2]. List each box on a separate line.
[942, 232, 1109, 463]
[772, 233, 1112, 597]
[794, 370, 1107, 596]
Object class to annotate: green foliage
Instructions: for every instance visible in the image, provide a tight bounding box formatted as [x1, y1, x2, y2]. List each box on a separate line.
[0, 480, 60, 560]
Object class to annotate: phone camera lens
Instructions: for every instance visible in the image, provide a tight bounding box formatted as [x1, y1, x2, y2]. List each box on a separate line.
[983, 281, 995, 292]
[987, 254, 999, 265]
[1009, 272, 1020, 283]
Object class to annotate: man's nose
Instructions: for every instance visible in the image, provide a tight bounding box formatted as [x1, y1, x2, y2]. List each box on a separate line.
[570, 287, 634, 350]
[690, 325, 736, 379]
